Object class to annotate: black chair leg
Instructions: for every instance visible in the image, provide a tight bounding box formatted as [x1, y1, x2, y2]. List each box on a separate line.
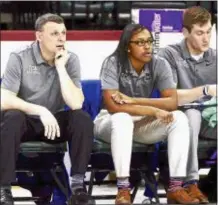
[50, 166, 70, 202]
[141, 171, 160, 204]
[131, 182, 139, 203]
[87, 169, 95, 195]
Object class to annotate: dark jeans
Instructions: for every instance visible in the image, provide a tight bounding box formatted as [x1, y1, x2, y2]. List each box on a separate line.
[0, 109, 94, 186]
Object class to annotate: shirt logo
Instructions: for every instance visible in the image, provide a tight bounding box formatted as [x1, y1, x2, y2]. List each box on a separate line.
[120, 72, 129, 79]
[120, 72, 130, 83]
[26, 65, 40, 74]
[145, 72, 151, 80]
[142, 71, 151, 82]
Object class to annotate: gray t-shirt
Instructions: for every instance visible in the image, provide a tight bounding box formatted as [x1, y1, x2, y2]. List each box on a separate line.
[158, 39, 217, 89]
[100, 55, 176, 98]
[1, 41, 82, 114]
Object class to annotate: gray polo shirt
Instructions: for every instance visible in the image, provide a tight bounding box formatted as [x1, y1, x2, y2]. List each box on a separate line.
[158, 39, 217, 89]
[1, 41, 82, 114]
[101, 55, 176, 98]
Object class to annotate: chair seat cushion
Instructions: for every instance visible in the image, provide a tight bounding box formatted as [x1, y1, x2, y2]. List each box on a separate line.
[198, 138, 216, 149]
[198, 138, 216, 160]
[92, 139, 156, 153]
[20, 141, 67, 153]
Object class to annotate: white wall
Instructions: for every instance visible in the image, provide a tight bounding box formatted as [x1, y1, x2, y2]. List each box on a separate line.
[1, 26, 216, 79]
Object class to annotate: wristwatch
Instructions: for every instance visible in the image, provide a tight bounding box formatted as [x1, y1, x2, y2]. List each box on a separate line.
[203, 85, 209, 96]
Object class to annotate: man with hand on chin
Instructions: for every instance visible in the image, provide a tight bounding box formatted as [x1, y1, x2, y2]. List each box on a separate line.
[0, 13, 94, 205]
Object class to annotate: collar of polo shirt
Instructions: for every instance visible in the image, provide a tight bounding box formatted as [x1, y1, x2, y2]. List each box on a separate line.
[181, 39, 213, 63]
[32, 41, 47, 65]
[127, 58, 150, 78]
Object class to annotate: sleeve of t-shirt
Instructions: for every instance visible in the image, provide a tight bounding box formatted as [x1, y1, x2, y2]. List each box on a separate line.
[155, 57, 176, 91]
[157, 47, 178, 85]
[66, 53, 82, 88]
[100, 57, 119, 90]
[1, 53, 22, 94]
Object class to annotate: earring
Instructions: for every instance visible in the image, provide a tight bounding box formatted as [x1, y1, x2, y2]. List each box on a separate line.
[128, 49, 130, 52]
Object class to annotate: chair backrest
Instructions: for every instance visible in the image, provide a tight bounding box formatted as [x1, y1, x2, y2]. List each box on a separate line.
[82, 80, 102, 120]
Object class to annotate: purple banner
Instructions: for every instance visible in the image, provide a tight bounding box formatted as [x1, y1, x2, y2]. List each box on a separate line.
[139, 9, 184, 33]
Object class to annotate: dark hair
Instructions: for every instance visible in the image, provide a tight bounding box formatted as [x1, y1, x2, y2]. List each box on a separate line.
[101, 23, 153, 77]
[183, 6, 211, 32]
[35, 13, 64, 31]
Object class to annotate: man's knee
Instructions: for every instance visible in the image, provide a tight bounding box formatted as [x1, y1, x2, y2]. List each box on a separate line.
[185, 109, 201, 119]
[185, 109, 202, 128]
[1, 110, 27, 139]
[68, 109, 94, 131]
[1, 109, 26, 124]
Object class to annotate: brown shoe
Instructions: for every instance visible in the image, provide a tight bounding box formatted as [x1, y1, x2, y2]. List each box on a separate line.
[167, 188, 199, 204]
[115, 188, 131, 205]
[185, 184, 209, 204]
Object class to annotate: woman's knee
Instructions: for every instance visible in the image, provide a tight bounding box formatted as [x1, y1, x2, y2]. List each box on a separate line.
[170, 111, 189, 134]
[110, 113, 134, 145]
[94, 112, 134, 142]
[111, 112, 134, 130]
[172, 110, 189, 126]
[170, 110, 190, 140]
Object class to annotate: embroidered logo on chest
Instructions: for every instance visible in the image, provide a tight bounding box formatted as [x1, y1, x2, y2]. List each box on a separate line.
[26, 65, 40, 74]
[145, 72, 151, 80]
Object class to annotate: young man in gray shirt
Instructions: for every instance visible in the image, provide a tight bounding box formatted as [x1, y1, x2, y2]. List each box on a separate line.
[158, 6, 217, 204]
[94, 23, 199, 204]
[0, 14, 94, 205]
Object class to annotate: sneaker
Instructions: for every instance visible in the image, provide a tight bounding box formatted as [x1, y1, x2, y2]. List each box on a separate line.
[167, 188, 199, 204]
[185, 184, 209, 204]
[70, 185, 95, 205]
[0, 187, 14, 205]
[115, 188, 131, 205]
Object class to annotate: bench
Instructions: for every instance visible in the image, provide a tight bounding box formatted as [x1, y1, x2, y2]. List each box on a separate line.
[14, 79, 216, 204]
